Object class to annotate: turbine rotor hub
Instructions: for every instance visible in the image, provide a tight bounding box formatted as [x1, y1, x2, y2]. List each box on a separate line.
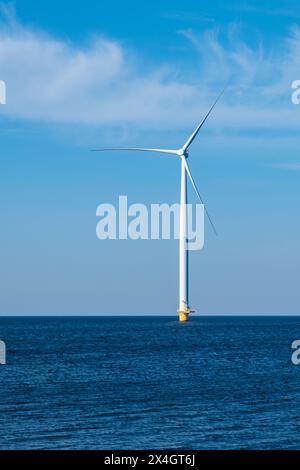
[178, 149, 188, 158]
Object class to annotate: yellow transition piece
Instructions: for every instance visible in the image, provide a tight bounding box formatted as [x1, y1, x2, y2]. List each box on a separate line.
[178, 307, 195, 322]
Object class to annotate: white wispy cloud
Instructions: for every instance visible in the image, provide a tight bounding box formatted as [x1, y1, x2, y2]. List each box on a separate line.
[0, 6, 300, 133]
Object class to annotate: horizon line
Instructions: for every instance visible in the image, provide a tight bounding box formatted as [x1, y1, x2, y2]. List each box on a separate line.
[0, 313, 299, 317]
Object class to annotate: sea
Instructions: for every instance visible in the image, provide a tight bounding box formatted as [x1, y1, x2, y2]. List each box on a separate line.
[0, 315, 300, 450]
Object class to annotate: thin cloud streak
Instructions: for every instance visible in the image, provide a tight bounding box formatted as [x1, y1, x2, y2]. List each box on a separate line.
[273, 163, 300, 171]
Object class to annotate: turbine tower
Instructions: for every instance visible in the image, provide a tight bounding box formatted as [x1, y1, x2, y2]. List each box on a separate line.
[93, 91, 224, 321]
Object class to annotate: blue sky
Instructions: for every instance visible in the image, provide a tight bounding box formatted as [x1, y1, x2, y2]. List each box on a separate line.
[0, 0, 299, 315]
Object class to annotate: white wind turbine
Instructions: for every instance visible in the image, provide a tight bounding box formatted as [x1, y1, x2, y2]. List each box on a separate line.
[93, 90, 224, 321]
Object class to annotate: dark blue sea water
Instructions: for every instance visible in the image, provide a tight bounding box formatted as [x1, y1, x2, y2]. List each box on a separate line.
[0, 316, 300, 450]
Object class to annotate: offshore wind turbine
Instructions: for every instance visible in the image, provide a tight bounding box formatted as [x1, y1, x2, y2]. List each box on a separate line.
[93, 91, 224, 321]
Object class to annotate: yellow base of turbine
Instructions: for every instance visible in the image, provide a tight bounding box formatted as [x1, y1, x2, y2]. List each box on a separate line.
[178, 307, 195, 322]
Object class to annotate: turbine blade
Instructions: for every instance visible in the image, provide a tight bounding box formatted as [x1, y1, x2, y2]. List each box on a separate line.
[183, 158, 218, 236]
[91, 147, 178, 155]
[181, 88, 226, 153]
